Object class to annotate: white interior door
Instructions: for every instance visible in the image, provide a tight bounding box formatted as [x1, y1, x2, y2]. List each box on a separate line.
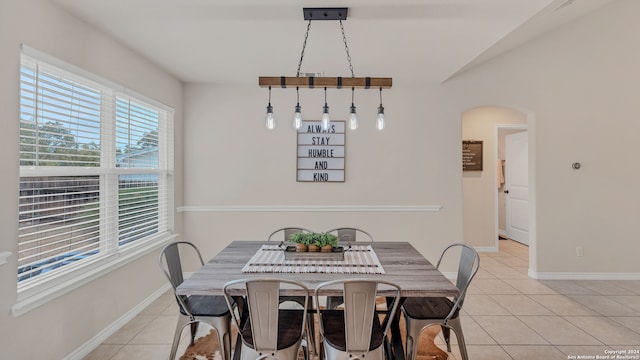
[505, 131, 529, 245]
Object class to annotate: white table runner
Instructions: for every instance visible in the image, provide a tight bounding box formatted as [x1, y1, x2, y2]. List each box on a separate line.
[242, 244, 385, 274]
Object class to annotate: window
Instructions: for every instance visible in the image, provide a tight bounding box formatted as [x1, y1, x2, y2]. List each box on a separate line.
[17, 47, 173, 291]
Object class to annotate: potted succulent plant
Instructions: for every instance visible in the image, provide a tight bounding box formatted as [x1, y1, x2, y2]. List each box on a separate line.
[289, 232, 338, 252]
[319, 233, 338, 252]
[289, 232, 310, 252]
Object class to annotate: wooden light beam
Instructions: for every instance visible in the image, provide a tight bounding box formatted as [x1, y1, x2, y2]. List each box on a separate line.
[259, 76, 392, 89]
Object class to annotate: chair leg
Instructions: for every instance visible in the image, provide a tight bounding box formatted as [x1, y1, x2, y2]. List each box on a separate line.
[441, 325, 451, 352]
[403, 316, 423, 360]
[447, 318, 469, 360]
[171, 317, 190, 360]
[189, 321, 200, 345]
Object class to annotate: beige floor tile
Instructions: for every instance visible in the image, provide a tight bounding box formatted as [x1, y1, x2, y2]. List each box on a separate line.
[463, 345, 513, 359]
[573, 280, 631, 296]
[528, 294, 597, 316]
[609, 295, 640, 312]
[463, 294, 511, 315]
[473, 315, 548, 345]
[450, 315, 496, 345]
[489, 294, 555, 315]
[517, 315, 602, 345]
[493, 255, 528, 267]
[563, 316, 640, 345]
[104, 314, 156, 344]
[483, 266, 529, 279]
[539, 281, 597, 295]
[83, 344, 123, 360]
[610, 316, 640, 334]
[109, 344, 173, 360]
[569, 295, 638, 316]
[502, 345, 566, 359]
[474, 268, 498, 279]
[129, 315, 179, 344]
[611, 280, 640, 295]
[139, 291, 175, 315]
[472, 278, 521, 295]
[477, 257, 506, 267]
[502, 279, 557, 295]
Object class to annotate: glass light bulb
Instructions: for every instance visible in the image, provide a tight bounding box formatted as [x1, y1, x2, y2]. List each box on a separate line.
[321, 104, 330, 131]
[292, 104, 302, 130]
[376, 105, 385, 130]
[265, 105, 275, 130]
[349, 105, 358, 130]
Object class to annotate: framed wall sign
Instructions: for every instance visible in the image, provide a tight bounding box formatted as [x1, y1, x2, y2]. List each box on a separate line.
[297, 121, 345, 182]
[462, 140, 483, 171]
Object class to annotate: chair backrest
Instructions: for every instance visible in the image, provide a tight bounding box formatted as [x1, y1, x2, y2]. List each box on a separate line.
[314, 279, 400, 353]
[267, 227, 312, 242]
[435, 243, 480, 310]
[158, 241, 205, 290]
[223, 278, 309, 353]
[325, 227, 374, 243]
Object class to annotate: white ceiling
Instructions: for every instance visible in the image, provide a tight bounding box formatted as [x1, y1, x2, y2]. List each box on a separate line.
[50, 0, 616, 85]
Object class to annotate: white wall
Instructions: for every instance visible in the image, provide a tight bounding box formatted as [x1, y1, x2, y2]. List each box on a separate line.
[181, 83, 464, 262]
[0, 0, 183, 358]
[447, 0, 640, 276]
[462, 107, 527, 250]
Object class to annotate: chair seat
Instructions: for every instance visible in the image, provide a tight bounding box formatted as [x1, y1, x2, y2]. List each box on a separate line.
[241, 309, 305, 350]
[179, 295, 231, 317]
[402, 297, 460, 320]
[320, 310, 385, 352]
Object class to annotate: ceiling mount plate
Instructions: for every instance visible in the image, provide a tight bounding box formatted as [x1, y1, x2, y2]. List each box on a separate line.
[303, 8, 348, 21]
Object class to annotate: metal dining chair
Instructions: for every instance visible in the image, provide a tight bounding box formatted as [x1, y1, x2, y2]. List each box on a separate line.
[158, 241, 233, 360]
[325, 227, 374, 244]
[267, 227, 312, 242]
[324, 227, 374, 310]
[314, 279, 401, 360]
[223, 278, 309, 360]
[266, 226, 317, 357]
[401, 243, 480, 360]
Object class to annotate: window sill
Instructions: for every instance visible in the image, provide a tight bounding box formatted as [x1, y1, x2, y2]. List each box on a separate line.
[12, 233, 177, 317]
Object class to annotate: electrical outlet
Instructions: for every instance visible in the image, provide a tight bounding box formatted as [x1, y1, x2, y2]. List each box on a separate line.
[576, 246, 584, 257]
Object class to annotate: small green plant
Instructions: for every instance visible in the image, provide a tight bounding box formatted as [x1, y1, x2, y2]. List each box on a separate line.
[289, 232, 310, 244]
[288, 232, 338, 252]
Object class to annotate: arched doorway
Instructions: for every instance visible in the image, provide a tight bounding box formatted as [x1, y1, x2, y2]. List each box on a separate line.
[461, 106, 537, 275]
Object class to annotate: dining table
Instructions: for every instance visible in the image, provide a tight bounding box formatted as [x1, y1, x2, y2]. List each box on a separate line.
[176, 240, 459, 360]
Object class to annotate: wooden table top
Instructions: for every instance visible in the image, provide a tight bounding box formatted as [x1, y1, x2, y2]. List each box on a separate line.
[176, 241, 459, 298]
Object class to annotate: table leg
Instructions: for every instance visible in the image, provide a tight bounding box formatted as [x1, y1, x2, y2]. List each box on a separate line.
[388, 297, 406, 360]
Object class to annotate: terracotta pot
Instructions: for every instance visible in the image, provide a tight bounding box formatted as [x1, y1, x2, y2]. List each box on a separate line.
[296, 243, 308, 252]
[308, 244, 320, 252]
[321, 245, 333, 252]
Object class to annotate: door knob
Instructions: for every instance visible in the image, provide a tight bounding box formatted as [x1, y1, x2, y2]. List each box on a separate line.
[504, 190, 509, 194]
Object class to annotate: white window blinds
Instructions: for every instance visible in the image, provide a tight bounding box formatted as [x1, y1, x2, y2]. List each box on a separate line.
[18, 49, 173, 285]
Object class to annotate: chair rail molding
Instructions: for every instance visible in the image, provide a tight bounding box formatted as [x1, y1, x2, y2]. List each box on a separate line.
[0, 251, 11, 266]
[177, 205, 442, 213]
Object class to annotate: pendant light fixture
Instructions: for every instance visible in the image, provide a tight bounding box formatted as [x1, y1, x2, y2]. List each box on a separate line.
[321, 87, 330, 131]
[259, 8, 391, 130]
[376, 87, 385, 131]
[265, 86, 275, 130]
[292, 86, 302, 130]
[349, 87, 358, 130]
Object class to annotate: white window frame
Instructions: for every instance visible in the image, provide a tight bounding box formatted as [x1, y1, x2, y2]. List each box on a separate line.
[13, 45, 175, 316]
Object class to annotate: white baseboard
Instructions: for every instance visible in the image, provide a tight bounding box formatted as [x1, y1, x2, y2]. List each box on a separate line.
[528, 270, 640, 280]
[63, 282, 172, 360]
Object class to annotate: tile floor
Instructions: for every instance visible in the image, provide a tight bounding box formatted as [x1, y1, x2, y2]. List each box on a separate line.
[84, 240, 640, 360]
